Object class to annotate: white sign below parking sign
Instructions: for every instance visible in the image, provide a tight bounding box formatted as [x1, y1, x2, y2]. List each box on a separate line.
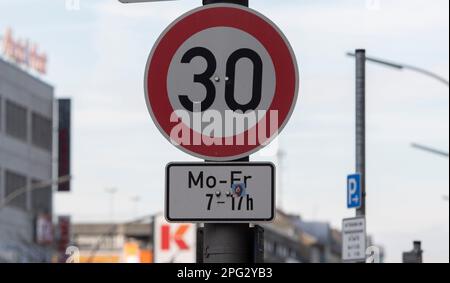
[342, 217, 367, 262]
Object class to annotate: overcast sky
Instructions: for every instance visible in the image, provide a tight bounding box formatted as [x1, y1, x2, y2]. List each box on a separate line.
[0, 0, 448, 263]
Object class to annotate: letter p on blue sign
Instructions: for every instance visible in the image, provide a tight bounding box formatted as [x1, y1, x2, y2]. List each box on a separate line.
[347, 174, 362, 209]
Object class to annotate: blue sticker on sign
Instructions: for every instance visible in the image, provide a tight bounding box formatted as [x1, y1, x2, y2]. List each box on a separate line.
[231, 183, 247, 198]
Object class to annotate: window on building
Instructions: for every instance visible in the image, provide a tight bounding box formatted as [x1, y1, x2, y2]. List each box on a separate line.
[31, 179, 52, 215]
[6, 100, 28, 141]
[32, 112, 52, 151]
[5, 170, 27, 210]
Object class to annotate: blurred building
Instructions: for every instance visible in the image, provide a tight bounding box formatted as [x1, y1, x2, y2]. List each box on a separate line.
[262, 210, 342, 263]
[0, 52, 54, 261]
[72, 222, 153, 263]
[263, 211, 317, 263]
[288, 216, 342, 263]
[72, 211, 350, 263]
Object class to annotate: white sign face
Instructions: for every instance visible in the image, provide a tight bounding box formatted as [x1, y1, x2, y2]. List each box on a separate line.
[166, 27, 276, 138]
[153, 213, 196, 263]
[165, 162, 275, 223]
[342, 217, 367, 262]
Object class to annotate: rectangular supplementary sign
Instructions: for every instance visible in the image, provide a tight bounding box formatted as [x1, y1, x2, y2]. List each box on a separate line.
[347, 173, 361, 209]
[165, 162, 275, 223]
[342, 217, 366, 262]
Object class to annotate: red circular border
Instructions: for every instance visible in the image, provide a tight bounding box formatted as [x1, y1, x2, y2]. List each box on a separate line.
[146, 5, 298, 160]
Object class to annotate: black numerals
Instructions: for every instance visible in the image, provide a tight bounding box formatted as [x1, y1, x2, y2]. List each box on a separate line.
[179, 47, 263, 112]
[206, 193, 214, 211]
[179, 47, 216, 112]
[225, 48, 263, 112]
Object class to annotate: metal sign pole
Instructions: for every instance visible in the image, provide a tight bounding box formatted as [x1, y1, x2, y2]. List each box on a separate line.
[355, 49, 367, 262]
[199, 0, 262, 264]
[201, 167, 264, 263]
[201, 157, 262, 263]
[342, 50, 368, 263]
[355, 49, 366, 217]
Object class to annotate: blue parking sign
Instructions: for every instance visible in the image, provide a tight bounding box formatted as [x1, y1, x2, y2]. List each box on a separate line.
[347, 174, 361, 209]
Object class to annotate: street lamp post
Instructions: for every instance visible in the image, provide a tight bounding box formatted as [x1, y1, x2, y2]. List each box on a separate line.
[347, 53, 449, 161]
[355, 50, 367, 219]
[346, 53, 449, 87]
[411, 143, 449, 158]
[348, 53, 450, 215]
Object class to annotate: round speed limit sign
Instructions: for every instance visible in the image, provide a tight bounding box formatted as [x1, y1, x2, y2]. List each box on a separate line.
[145, 4, 299, 161]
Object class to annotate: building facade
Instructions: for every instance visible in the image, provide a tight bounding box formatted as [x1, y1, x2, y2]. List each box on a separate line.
[71, 211, 348, 264]
[72, 222, 153, 263]
[0, 57, 54, 262]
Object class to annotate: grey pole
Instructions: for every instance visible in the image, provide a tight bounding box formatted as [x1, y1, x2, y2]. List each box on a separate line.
[355, 50, 366, 218]
[202, 156, 259, 263]
[354, 49, 367, 263]
[200, 0, 262, 264]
